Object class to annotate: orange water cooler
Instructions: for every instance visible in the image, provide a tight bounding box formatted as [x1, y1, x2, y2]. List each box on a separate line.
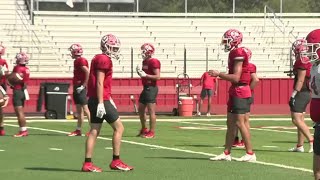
[178, 97, 194, 117]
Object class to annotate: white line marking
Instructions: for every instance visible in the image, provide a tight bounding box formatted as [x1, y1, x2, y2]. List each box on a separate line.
[4, 123, 312, 173]
[105, 147, 113, 150]
[150, 147, 162, 150]
[262, 146, 279, 148]
[180, 122, 299, 134]
[0, 149, 5, 152]
[49, 148, 63, 151]
[2, 117, 312, 123]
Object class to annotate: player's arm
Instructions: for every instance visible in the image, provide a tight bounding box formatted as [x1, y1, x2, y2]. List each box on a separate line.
[214, 78, 218, 95]
[250, 73, 259, 90]
[96, 69, 105, 104]
[80, 66, 89, 87]
[145, 68, 160, 81]
[218, 59, 243, 83]
[200, 73, 205, 86]
[292, 69, 306, 97]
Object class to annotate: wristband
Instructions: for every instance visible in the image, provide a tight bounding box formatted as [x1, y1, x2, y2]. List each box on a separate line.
[291, 90, 298, 98]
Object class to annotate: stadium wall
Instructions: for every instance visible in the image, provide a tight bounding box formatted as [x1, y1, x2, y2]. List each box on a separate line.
[3, 78, 298, 116]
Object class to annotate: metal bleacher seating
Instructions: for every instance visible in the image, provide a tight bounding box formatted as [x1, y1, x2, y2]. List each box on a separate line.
[1, 0, 319, 78]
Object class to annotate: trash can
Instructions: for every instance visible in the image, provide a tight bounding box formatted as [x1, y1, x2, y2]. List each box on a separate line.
[37, 82, 70, 119]
[178, 96, 193, 117]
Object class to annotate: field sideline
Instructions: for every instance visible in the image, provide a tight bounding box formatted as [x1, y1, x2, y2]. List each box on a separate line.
[0, 116, 315, 180]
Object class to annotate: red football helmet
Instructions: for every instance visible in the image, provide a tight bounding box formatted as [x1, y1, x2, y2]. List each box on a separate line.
[141, 43, 155, 59]
[243, 47, 252, 60]
[15, 52, 29, 65]
[292, 39, 309, 63]
[69, 43, 83, 58]
[221, 29, 243, 52]
[100, 34, 121, 60]
[0, 45, 5, 56]
[302, 29, 320, 62]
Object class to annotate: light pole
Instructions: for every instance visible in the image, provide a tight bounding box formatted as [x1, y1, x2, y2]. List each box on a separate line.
[185, 0, 187, 14]
[233, 0, 235, 13]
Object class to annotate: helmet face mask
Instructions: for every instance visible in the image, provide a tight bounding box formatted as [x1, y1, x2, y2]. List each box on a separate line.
[301, 29, 320, 63]
[69, 43, 83, 58]
[100, 34, 121, 60]
[292, 39, 310, 64]
[140, 43, 155, 60]
[15, 52, 29, 65]
[221, 29, 243, 52]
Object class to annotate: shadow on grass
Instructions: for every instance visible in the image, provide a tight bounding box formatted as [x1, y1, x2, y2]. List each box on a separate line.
[145, 156, 209, 160]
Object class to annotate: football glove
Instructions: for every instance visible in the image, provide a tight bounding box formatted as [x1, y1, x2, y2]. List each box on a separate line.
[96, 103, 106, 118]
[0, 65, 8, 76]
[136, 65, 147, 77]
[76, 85, 85, 94]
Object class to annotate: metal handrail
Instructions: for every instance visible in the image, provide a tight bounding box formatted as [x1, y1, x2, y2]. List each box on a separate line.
[264, 5, 285, 34]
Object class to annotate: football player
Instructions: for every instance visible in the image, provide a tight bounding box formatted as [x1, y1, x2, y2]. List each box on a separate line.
[198, 71, 218, 117]
[233, 47, 259, 148]
[209, 29, 256, 162]
[136, 43, 161, 138]
[11, 52, 30, 137]
[288, 39, 314, 153]
[67, 43, 91, 137]
[0, 44, 9, 136]
[82, 34, 133, 172]
[297, 29, 320, 180]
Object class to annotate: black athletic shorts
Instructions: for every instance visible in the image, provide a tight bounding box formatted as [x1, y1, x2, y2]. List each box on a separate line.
[73, 85, 88, 105]
[289, 91, 310, 113]
[200, 89, 213, 99]
[227, 96, 251, 114]
[88, 98, 119, 124]
[13, 89, 25, 107]
[139, 86, 158, 105]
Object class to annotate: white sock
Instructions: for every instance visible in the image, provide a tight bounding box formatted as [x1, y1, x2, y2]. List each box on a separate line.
[20, 127, 27, 131]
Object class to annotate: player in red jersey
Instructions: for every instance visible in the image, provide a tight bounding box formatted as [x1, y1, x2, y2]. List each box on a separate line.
[296, 29, 320, 179]
[136, 43, 161, 138]
[67, 43, 91, 137]
[11, 52, 30, 137]
[233, 48, 259, 148]
[0, 44, 9, 136]
[197, 71, 218, 116]
[288, 39, 314, 153]
[81, 34, 133, 172]
[209, 29, 256, 162]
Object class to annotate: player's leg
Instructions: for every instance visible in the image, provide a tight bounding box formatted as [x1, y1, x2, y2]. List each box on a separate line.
[82, 98, 103, 172]
[290, 91, 313, 152]
[198, 89, 206, 116]
[142, 86, 158, 138]
[13, 90, 28, 137]
[68, 89, 85, 136]
[105, 100, 133, 171]
[0, 84, 6, 135]
[137, 88, 148, 136]
[82, 104, 91, 136]
[145, 103, 156, 138]
[234, 97, 256, 161]
[206, 90, 212, 116]
[0, 108, 4, 136]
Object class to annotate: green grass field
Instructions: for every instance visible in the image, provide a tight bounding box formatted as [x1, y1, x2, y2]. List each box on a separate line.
[0, 116, 315, 180]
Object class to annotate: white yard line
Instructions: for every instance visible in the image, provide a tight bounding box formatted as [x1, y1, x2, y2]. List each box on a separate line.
[0, 149, 5, 152]
[180, 122, 299, 134]
[2, 117, 312, 123]
[49, 148, 63, 151]
[4, 123, 312, 173]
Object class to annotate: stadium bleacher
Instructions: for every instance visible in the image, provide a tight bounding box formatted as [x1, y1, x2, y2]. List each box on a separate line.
[1, 0, 320, 78]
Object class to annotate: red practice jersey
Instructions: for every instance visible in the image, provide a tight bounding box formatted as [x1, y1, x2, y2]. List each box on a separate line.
[12, 65, 30, 90]
[227, 47, 251, 98]
[73, 57, 89, 86]
[0, 58, 8, 85]
[201, 72, 217, 90]
[87, 54, 113, 100]
[141, 58, 161, 86]
[293, 56, 311, 91]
